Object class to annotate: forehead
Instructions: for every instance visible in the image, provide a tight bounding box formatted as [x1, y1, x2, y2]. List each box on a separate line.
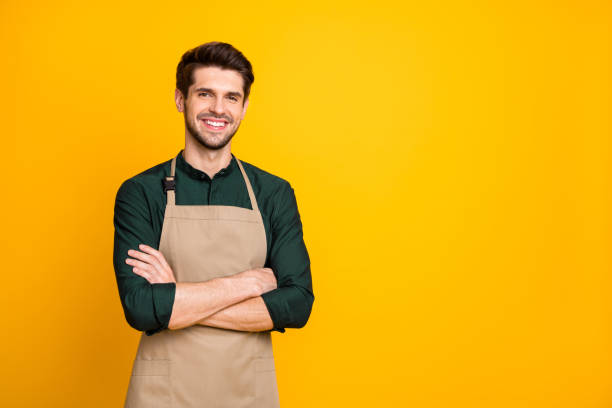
[189, 66, 244, 95]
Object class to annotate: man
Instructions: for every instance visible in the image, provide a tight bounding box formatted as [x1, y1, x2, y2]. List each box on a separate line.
[113, 41, 314, 407]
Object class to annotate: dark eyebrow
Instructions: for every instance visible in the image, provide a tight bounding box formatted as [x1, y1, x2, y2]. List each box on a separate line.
[194, 88, 243, 98]
[226, 91, 243, 99]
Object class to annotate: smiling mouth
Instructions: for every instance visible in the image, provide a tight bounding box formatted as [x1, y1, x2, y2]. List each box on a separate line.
[201, 119, 228, 131]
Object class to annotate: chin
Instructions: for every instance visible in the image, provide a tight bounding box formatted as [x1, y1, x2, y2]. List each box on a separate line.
[195, 135, 232, 150]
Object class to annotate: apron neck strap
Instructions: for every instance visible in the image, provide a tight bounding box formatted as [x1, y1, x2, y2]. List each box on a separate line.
[165, 153, 260, 214]
[234, 156, 260, 214]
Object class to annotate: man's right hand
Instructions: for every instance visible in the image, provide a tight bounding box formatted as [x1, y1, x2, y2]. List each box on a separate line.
[238, 268, 277, 295]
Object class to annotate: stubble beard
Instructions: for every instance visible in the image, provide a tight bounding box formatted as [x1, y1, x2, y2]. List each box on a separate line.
[184, 110, 241, 151]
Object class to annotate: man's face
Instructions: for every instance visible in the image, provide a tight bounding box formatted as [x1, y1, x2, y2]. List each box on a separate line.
[177, 66, 249, 150]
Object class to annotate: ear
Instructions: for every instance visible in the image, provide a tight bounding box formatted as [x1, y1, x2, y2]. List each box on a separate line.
[175, 89, 185, 112]
[241, 97, 249, 119]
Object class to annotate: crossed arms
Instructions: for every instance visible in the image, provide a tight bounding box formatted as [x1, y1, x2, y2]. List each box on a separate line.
[126, 244, 277, 332]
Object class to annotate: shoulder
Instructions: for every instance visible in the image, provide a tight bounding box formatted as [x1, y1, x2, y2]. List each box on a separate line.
[238, 158, 298, 222]
[238, 158, 292, 194]
[115, 158, 172, 201]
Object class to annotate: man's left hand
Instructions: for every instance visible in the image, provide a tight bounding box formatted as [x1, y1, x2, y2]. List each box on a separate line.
[126, 244, 177, 284]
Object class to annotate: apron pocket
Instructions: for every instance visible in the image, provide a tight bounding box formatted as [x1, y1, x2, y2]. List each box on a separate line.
[254, 358, 280, 407]
[125, 359, 171, 408]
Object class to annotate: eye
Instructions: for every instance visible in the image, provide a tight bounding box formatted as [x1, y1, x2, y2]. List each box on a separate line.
[228, 96, 238, 102]
[199, 92, 210, 97]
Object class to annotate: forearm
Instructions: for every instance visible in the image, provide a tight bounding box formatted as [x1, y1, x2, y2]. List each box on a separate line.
[197, 296, 274, 332]
[168, 274, 258, 330]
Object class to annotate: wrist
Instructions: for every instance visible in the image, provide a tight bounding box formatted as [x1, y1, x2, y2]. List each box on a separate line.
[226, 273, 260, 299]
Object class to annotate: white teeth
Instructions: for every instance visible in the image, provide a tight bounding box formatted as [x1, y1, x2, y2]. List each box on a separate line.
[205, 120, 225, 127]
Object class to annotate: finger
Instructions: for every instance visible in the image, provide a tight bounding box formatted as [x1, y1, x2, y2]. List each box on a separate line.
[127, 249, 156, 265]
[132, 267, 152, 282]
[128, 250, 165, 276]
[126, 258, 155, 274]
[137, 245, 173, 278]
[136, 268, 162, 283]
[138, 244, 172, 271]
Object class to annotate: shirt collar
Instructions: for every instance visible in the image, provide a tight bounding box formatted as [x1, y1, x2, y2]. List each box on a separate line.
[175, 149, 237, 180]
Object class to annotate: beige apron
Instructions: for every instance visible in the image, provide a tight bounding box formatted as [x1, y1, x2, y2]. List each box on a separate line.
[124, 153, 280, 408]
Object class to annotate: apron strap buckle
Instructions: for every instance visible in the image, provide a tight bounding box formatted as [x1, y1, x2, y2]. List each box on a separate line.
[162, 177, 175, 192]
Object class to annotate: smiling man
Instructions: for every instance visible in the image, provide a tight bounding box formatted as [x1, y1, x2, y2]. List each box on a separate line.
[112, 42, 314, 407]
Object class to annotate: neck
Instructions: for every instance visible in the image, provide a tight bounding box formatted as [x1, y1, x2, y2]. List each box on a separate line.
[183, 137, 233, 179]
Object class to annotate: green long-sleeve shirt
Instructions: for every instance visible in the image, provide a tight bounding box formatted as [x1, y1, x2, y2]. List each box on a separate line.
[113, 149, 314, 335]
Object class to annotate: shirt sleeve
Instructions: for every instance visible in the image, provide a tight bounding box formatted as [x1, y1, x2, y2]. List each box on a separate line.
[113, 178, 176, 336]
[261, 181, 315, 332]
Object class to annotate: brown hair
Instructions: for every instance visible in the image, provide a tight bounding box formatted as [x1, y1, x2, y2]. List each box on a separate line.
[176, 42, 254, 104]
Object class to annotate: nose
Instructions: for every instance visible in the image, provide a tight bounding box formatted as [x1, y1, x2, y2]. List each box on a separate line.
[208, 96, 225, 116]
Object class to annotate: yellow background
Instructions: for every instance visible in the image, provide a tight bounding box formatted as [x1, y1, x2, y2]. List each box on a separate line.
[1, 0, 610, 406]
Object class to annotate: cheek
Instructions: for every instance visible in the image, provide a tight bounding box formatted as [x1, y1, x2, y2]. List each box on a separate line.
[189, 101, 206, 113]
[232, 108, 245, 121]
